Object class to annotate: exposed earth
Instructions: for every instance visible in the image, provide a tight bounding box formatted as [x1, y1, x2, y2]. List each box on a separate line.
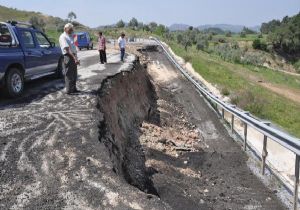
[0, 42, 287, 209]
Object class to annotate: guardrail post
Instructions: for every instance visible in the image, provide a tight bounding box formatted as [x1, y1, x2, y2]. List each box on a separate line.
[222, 108, 225, 119]
[261, 135, 268, 175]
[231, 114, 234, 133]
[244, 123, 248, 151]
[294, 155, 300, 210]
[261, 122, 271, 175]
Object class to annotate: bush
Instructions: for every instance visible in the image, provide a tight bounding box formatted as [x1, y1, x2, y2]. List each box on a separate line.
[252, 39, 268, 51]
[293, 60, 300, 73]
[252, 39, 261, 49]
[226, 31, 232, 37]
[214, 43, 242, 63]
[218, 38, 226, 43]
[182, 55, 192, 62]
[196, 39, 209, 51]
[221, 88, 230, 96]
[241, 52, 266, 66]
[231, 90, 267, 116]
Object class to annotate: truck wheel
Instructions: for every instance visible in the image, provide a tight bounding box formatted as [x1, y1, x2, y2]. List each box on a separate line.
[5, 68, 24, 98]
[90, 44, 93, 50]
[55, 57, 64, 78]
[87, 46, 90, 50]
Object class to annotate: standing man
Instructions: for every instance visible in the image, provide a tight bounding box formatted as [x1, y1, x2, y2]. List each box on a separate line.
[118, 33, 126, 62]
[98, 32, 107, 64]
[59, 23, 80, 94]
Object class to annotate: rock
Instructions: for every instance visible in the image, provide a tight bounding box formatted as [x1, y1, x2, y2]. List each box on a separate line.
[158, 138, 167, 144]
[200, 199, 205, 204]
[183, 160, 188, 165]
[204, 189, 209, 193]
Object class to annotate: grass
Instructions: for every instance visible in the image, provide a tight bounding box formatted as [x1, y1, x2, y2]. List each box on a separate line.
[167, 41, 300, 138]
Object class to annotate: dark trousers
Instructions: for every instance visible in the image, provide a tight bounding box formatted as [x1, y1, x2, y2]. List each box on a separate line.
[99, 50, 107, 64]
[63, 55, 77, 93]
[120, 48, 125, 61]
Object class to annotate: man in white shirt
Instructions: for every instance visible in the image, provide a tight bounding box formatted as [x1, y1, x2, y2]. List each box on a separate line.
[118, 33, 126, 62]
[59, 23, 80, 94]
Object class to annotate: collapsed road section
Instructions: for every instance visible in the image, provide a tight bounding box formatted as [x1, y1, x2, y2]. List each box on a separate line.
[0, 45, 288, 209]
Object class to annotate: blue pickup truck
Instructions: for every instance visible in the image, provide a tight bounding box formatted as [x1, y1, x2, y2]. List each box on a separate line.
[0, 21, 63, 98]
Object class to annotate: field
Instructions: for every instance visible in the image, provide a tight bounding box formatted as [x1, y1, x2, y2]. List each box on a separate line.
[166, 41, 300, 138]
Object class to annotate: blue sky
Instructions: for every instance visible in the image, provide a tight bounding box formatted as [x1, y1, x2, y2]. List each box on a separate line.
[0, 0, 299, 27]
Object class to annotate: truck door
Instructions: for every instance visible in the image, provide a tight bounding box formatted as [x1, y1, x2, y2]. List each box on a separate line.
[34, 31, 58, 73]
[18, 29, 45, 77]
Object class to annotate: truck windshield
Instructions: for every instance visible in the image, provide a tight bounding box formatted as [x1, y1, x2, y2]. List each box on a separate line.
[0, 23, 13, 47]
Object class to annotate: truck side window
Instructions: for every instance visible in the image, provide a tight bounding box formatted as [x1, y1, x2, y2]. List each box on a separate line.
[35, 32, 51, 48]
[20, 31, 35, 48]
[0, 24, 12, 47]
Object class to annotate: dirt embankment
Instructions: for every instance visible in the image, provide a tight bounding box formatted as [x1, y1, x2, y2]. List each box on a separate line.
[97, 60, 159, 195]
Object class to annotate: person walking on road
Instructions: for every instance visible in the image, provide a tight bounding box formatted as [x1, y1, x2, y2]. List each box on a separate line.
[98, 32, 107, 64]
[59, 23, 80, 94]
[118, 33, 126, 62]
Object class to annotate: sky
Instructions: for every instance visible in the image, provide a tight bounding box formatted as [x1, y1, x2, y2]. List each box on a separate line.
[0, 0, 299, 28]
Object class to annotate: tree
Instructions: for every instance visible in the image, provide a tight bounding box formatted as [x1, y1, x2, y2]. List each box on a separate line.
[155, 24, 167, 36]
[242, 27, 256, 34]
[67, 11, 77, 22]
[138, 22, 144, 30]
[260, 19, 281, 34]
[149, 22, 158, 32]
[196, 39, 208, 51]
[116, 20, 125, 28]
[29, 16, 46, 31]
[128, 17, 138, 29]
[252, 39, 268, 51]
[225, 31, 232, 37]
[143, 24, 150, 32]
[182, 34, 192, 51]
[252, 39, 261, 49]
[266, 12, 300, 54]
[240, 31, 246, 38]
[176, 33, 183, 44]
[188, 26, 193, 31]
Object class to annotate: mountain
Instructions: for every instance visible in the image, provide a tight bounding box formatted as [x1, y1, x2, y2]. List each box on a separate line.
[169, 24, 191, 31]
[198, 24, 260, 33]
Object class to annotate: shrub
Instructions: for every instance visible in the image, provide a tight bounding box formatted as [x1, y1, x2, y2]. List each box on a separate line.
[221, 88, 230, 96]
[252, 39, 261, 49]
[226, 31, 232, 37]
[182, 55, 192, 62]
[230, 90, 267, 116]
[241, 52, 266, 66]
[218, 38, 226, 43]
[252, 39, 268, 51]
[293, 60, 300, 73]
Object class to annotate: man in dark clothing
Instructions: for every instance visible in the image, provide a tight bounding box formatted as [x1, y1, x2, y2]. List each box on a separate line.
[98, 32, 107, 64]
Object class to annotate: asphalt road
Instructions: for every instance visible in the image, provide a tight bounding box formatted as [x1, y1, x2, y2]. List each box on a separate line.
[0, 49, 169, 210]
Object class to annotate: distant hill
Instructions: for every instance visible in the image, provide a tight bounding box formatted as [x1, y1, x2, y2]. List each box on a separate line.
[169, 24, 191, 31]
[0, 5, 88, 30]
[198, 24, 260, 33]
[202, 27, 225, 34]
[169, 23, 260, 33]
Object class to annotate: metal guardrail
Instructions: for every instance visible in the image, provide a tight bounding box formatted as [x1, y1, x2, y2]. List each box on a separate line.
[151, 37, 300, 210]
